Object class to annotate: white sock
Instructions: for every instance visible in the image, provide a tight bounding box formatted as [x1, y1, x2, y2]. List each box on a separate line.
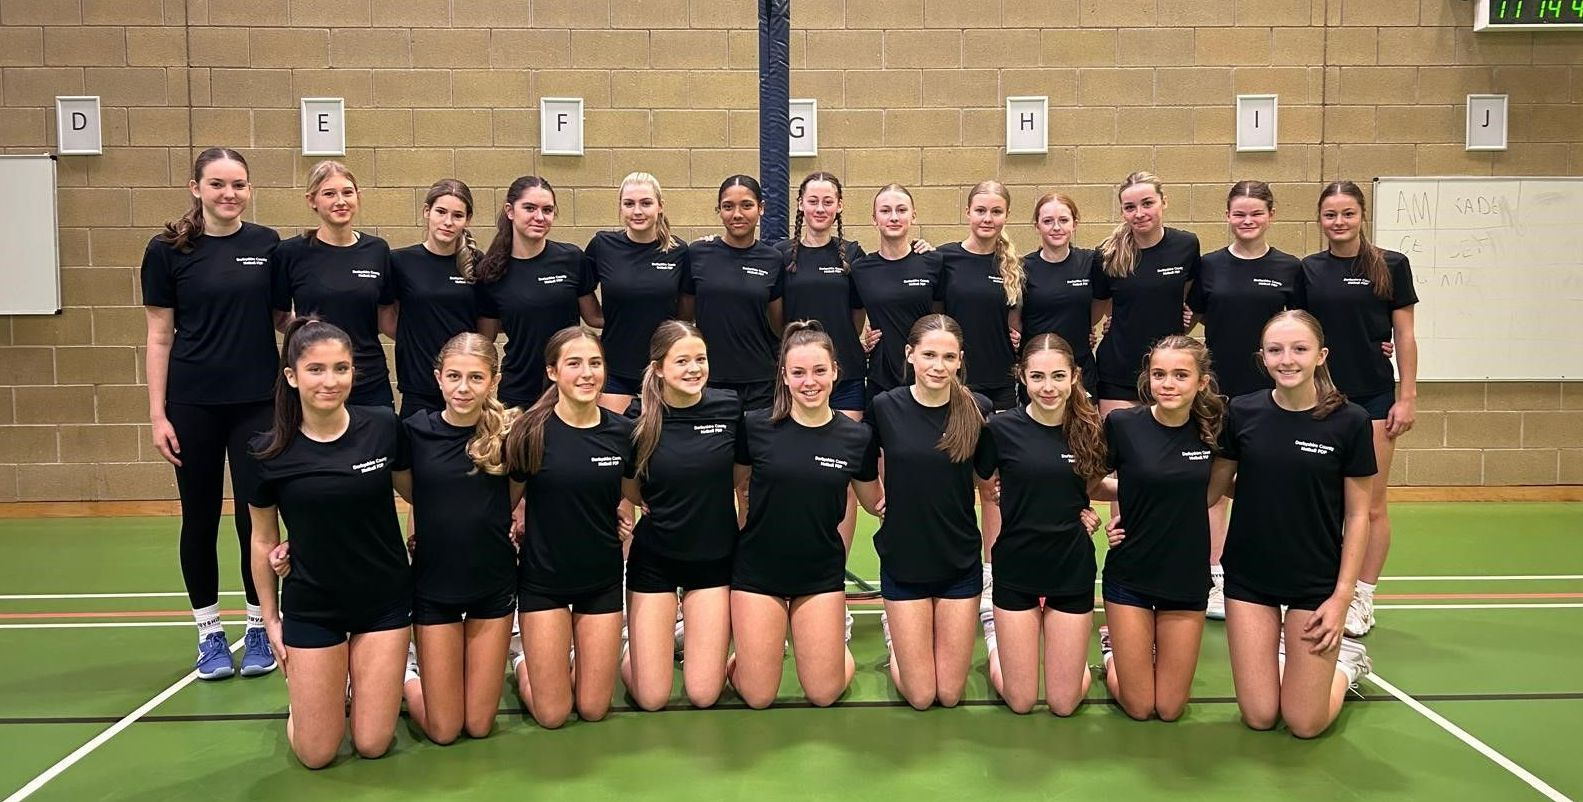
[1356, 580, 1377, 599]
[981, 561, 994, 587]
[193, 603, 223, 641]
[245, 603, 264, 630]
[1210, 564, 1224, 579]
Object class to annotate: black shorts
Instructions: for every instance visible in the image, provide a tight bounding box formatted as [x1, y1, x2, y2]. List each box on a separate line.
[830, 378, 866, 412]
[971, 383, 1017, 412]
[880, 561, 981, 602]
[626, 539, 733, 594]
[518, 582, 623, 615]
[709, 379, 774, 411]
[412, 585, 516, 626]
[1350, 390, 1393, 421]
[603, 373, 643, 396]
[398, 392, 444, 420]
[1101, 577, 1207, 613]
[282, 600, 411, 649]
[994, 585, 1095, 615]
[1097, 380, 1139, 403]
[1223, 575, 1331, 613]
[732, 576, 845, 601]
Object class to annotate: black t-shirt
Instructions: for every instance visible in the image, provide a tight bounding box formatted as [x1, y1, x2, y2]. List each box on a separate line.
[511, 409, 634, 594]
[389, 243, 483, 401]
[777, 239, 867, 382]
[1091, 227, 1201, 390]
[1298, 249, 1418, 397]
[1020, 247, 1098, 383]
[140, 222, 282, 405]
[976, 407, 1096, 597]
[851, 250, 944, 393]
[938, 243, 1016, 390]
[682, 239, 785, 383]
[250, 406, 411, 621]
[1101, 405, 1214, 602]
[734, 409, 879, 596]
[585, 231, 688, 381]
[405, 410, 515, 602]
[626, 388, 742, 561]
[867, 387, 990, 583]
[1220, 392, 1377, 600]
[475, 241, 596, 407]
[270, 233, 395, 400]
[1187, 247, 1303, 397]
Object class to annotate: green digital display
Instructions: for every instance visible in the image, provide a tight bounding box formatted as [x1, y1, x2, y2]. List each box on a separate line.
[1478, 0, 1583, 28]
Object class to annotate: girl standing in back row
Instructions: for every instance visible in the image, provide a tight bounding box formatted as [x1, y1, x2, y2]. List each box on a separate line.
[144, 147, 281, 680]
[475, 176, 604, 409]
[1014, 191, 1100, 396]
[1299, 181, 1419, 638]
[271, 161, 396, 407]
[388, 179, 484, 419]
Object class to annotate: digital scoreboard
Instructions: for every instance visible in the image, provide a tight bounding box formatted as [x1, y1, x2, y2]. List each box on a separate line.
[1475, 0, 1583, 30]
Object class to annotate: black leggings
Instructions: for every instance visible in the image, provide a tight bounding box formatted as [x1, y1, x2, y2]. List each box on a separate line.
[167, 401, 272, 609]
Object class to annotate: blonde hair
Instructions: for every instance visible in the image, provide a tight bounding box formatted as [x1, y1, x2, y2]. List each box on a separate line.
[1098, 171, 1165, 278]
[966, 180, 1023, 306]
[619, 172, 678, 254]
[1261, 310, 1348, 420]
[434, 332, 511, 476]
[302, 160, 359, 240]
[1031, 191, 1081, 226]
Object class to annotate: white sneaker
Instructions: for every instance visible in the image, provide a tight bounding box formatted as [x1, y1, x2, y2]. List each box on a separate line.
[508, 629, 524, 674]
[979, 563, 994, 619]
[982, 613, 997, 656]
[844, 607, 853, 644]
[673, 602, 686, 658]
[1337, 637, 1371, 686]
[404, 640, 420, 684]
[1098, 625, 1113, 665]
[880, 610, 893, 668]
[1206, 572, 1226, 621]
[1345, 590, 1375, 637]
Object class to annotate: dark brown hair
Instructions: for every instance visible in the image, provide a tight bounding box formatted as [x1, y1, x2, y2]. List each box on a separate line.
[1016, 333, 1106, 480]
[905, 314, 984, 463]
[1135, 334, 1226, 452]
[770, 320, 837, 423]
[791, 171, 849, 274]
[253, 317, 354, 460]
[1318, 180, 1392, 300]
[632, 320, 706, 477]
[1227, 180, 1275, 211]
[476, 175, 556, 284]
[160, 147, 249, 253]
[502, 326, 602, 476]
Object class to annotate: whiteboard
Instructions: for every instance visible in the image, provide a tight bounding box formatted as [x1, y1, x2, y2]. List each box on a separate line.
[0, 155, 62, 315]
[1373, 176, 1583, 381]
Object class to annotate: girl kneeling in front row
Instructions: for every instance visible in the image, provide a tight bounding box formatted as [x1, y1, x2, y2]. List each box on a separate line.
[1214, 310, 1375, 738]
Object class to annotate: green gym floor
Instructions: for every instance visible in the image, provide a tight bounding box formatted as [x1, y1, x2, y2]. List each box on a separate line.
[2, 503, 1580, 801]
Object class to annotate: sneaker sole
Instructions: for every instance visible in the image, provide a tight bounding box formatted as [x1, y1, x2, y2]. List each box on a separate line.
[240, 663, 277, 677]
[196, 667, 235, 681]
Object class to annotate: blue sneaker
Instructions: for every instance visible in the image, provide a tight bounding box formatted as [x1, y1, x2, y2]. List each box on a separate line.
[240, 628, 277, 677]
[195, 631, 234, 680]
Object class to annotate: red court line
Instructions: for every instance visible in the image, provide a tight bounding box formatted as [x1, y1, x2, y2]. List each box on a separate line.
[6, 592, 1583, 619]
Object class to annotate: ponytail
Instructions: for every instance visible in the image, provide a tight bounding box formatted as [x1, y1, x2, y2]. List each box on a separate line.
[422, 178, 480, 282]
[631, 320, 704, 477]
[477, 175, 556, 284]
[160, 147, 249, 253]
[1262, 310, 1348, 420]
[1318, 180, 1391, 300]
[1017, 333, 1107, 479]
[906, 314, 984, 462]
[966, 180, 1022, 304]
[253, 317, 353, 460]
[1098, 171, 1166, 279]
[771, 320, 836, 423]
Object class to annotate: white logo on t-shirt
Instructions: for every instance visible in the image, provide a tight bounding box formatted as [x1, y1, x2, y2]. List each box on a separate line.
[1158, 266, 1185, 276]
[353, 457, 388, 474]
[694, 423, 727, 435]
[236, 256, 268, 267]
[651, 261, 677, 271]
[903, 278, 931, 287]
[1181, 449, 1212, 462]
[538, 274, 569, 285]
[818, 266, 843, 275]
[741, 266, 769, 277]
[447, 275, 469, 285]
[814, 455, 849, 470]
[1343, 277, 1372, 287]
[1253, 278, 1284, 288]
[590, 455, 623, 467]
[1067, 278, 1090, 288]
[1061, 453, 1075, 464]
[1296, 439, 1335, 455]
[352, 269, 381, 280]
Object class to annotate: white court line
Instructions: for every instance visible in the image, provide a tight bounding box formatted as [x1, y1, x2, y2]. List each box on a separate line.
[0, 620, 249, 630]
[0, 591, 244, 601]
[1365, 670, 1574, 802]
[3, 639, 245, 802]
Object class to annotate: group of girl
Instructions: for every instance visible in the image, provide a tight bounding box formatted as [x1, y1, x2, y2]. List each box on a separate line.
[143, 147, 1417, 767]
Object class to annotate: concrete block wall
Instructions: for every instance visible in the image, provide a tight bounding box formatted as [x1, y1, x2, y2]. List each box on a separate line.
[0, 0, 1580, 499]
